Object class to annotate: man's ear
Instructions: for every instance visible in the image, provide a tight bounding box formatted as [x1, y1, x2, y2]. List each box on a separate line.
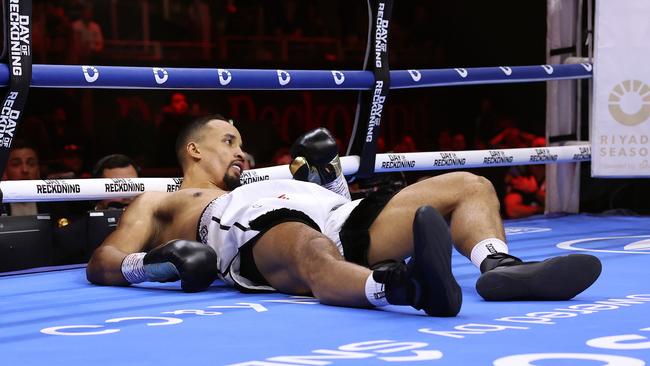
[187, 142, 201, 160]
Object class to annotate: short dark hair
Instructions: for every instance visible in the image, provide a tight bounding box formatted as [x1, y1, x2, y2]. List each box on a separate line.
[175, 113, 229, 167]
[92, 154, 141, 177]
[10, 139, 40, 157]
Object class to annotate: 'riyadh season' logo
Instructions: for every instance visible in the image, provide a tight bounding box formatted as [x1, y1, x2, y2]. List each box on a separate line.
[608, 80, 650, 126]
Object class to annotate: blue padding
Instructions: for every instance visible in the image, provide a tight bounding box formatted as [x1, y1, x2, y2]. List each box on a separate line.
[0, 63, 592, 90]
[1, 214, 649, 365]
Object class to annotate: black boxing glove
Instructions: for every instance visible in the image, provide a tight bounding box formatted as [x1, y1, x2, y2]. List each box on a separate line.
[289, 128, 351, 199]
[121, 240, 219, 293]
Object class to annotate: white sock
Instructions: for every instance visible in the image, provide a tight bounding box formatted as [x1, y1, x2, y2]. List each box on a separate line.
[365, 273, 389, 307]
[470, 238, 509, 269]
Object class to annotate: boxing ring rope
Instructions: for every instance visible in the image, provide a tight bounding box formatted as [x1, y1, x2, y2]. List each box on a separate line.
[0, 61, 593, 203]
[0, 145, 590, 202]
[0, 63, 592, 90]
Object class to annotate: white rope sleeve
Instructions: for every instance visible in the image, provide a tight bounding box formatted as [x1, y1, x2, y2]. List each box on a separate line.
[0, 145, 590, 202]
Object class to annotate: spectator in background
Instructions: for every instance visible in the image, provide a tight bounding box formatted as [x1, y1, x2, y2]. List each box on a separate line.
[92, 154, 141, 210]
[503, 136, 547, 219]
[2, 140, 42, 216]
[72, 3, 104, 62]
[489, 117, 536, 149]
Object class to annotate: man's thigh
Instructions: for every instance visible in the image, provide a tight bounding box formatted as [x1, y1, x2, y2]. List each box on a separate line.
[252, 221, 343, 295]
[366, 173, 466, 265]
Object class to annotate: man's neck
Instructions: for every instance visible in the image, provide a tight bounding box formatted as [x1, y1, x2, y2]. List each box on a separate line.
[180, 167, 222, 190]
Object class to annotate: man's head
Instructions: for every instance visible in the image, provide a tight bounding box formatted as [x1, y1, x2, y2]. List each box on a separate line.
[92, 154, 140, 179]
[176, 114, 245, 190]
[6, 139, 41, 180]
[92, 154, 141, 210]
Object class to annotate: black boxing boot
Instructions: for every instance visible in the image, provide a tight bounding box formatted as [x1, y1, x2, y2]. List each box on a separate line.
[476, 252, 602, 301]
[371, 206, 462, 316]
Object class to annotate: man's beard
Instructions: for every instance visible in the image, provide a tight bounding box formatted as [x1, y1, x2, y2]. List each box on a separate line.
[223, 173, 241, 191]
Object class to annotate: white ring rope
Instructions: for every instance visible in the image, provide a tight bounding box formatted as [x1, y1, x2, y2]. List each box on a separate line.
[0, 145, 590, 202]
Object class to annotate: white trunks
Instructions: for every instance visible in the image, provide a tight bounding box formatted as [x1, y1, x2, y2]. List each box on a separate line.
[197, 179, 362, 292]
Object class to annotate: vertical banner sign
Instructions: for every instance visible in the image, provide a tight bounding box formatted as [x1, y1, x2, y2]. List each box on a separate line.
[0, 0, 32, 178]
[346, 0, 393, 179]
[592, 0, 650, 177]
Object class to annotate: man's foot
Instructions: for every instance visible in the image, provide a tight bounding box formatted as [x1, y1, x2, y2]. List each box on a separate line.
[476, 253, 602, 301]
[374, 206, 462, 316]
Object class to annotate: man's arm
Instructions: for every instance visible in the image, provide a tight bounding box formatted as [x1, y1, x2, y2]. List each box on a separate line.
[86, 193, 157, 286]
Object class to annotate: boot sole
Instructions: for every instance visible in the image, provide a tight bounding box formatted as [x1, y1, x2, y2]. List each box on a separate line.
[476, 254, 602, 301]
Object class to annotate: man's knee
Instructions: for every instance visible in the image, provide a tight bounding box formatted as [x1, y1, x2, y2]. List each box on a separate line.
[297, 237, 343, 284]
[455, 172, 496, 197]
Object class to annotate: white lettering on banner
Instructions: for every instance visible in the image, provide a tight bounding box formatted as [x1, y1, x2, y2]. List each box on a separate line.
[592, 0, 650, 176]
[407, 70, 421, 82]
[153, 68, 168, 84]
[420, 294, 650, 339]
[331, 71, 345, 85]
[0, 91, 19, 147]
[582, 63, 593, 72]
[454, 68, 468, 78]
[499, 67, 512, 76]
[231, 340, 443, 366]
[493, 353, 644, 366]
[374, 3, 388, 68]
[277, 70, 291, 86]
[366, 80, 385, 142]
[82, 66, 99, 83]
[218, 68, 232, 86]
[8, 0, 31, 76]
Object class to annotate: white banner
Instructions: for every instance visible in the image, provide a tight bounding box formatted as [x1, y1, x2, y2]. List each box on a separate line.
[592, 0, 650, 176]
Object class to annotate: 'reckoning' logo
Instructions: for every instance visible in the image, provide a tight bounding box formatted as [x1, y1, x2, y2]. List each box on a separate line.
[608, 80, 650, 126]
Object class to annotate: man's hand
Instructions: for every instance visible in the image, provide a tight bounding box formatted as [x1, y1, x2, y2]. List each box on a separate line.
[289, 128, 351, 199]
[121, 240, 219, 292]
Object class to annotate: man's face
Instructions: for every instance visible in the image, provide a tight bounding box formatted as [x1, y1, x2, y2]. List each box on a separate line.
[197, 120, 245, 190]
[98, 165, 139, 209]
[102, 165, 138, 179]
[6, 148, 40, 180]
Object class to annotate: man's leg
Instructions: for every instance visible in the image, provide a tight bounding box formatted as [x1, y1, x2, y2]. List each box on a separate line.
[366, 172, 601, 301]
[367, 172, 503, 265]
[252, 220, 460, 316]
[252, 221, 370, 307]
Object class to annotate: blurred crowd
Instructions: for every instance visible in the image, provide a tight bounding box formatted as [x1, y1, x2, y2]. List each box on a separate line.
[4, 0, 548, 225]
